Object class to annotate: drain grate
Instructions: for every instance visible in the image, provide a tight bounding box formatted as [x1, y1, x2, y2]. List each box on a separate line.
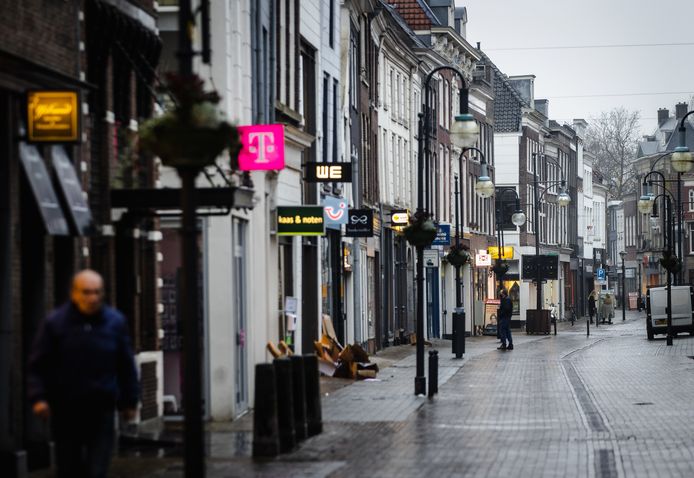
[563, 362, 608, 432]
[595, 448, 618, 478]
[633, 402, 654, 406]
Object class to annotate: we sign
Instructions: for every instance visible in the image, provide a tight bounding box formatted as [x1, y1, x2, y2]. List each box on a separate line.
[237, 124, 286, 171]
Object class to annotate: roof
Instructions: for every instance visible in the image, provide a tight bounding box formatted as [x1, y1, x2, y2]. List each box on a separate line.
[386, 0, 440, 31]
[477, 51, 530, 132]
[381, 1, 427, 48]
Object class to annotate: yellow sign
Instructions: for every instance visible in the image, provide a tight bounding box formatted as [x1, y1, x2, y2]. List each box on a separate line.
[27, 91, 79, 142]
[391, 211, 409, 224]
[488, 246, 514, 260]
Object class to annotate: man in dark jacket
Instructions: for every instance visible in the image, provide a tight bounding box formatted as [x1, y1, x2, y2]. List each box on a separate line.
[497, 288, 514, 351]
[28, 269, 139, 478]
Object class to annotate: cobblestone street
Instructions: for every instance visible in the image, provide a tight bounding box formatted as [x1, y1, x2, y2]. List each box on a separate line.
[72, 310, 694, 478]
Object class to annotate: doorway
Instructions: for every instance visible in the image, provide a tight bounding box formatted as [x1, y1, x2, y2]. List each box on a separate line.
[232, 218, 249, 413]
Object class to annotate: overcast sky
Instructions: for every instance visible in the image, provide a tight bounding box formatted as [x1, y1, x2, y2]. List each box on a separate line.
[459, 0, 694, 136]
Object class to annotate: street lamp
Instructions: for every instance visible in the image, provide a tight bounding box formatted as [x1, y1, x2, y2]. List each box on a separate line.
[643, 174, 678, 346]
[530, 152, 571, 332]
[619, 250, 626, 321]
[494, 189, 526, 293]
[412, 65, 484, 396]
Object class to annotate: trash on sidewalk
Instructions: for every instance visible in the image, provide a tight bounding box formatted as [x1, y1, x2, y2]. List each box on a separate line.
[312, 314, 379, 380]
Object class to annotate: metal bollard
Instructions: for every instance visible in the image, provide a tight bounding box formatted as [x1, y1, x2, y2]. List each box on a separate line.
[289, 355, 307, 441]
[587, 314, 590, 337]
[428, 350, 439, 398]
[452, 311, 464, 358]
[252, 363, 279, 458]
[273, 358, 296, 453]
[303, 355, 323, 437]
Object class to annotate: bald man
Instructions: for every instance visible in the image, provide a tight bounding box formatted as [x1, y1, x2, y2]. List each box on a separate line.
[28, 269, 139, 478]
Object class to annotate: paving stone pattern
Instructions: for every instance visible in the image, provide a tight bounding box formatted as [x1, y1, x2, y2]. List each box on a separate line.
[41, 311, 694, 477]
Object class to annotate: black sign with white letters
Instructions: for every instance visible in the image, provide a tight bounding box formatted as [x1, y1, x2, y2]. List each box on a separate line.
[304, 162, 353, 182]
[345, 209, 373, 237]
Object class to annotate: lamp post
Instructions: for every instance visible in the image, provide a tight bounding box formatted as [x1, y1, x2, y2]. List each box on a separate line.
[671, 114, 694, 284]
[639, 179, 676, 346]
[619, 250, 626, 321]
[413, 65, 482, 395]
[494, 189, 526, 292]
[530, 152, 571, 329]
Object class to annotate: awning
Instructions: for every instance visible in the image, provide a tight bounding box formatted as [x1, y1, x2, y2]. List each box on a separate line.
[18, 142, 69, 235]
[51, 146, 94, 235]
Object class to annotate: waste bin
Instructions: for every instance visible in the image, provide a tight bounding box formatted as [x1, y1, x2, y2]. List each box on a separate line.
[452, 308, 465, 358]
[526, 309, 550, 335]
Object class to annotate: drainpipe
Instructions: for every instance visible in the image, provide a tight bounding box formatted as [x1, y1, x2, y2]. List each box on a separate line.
[351, 148, 362, 344]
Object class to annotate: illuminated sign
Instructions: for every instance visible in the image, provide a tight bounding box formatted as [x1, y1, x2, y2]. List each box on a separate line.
[277, 206, 325, 236]
[391, 210, 409, 225]
[27, 90, 79, 142]
[488, 246, 514, 260]
[305, 162, 353, 182]
[238, 124, 286, 171]
[345, 209, 374, 237]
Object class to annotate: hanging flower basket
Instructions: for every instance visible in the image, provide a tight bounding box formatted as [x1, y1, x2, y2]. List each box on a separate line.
[446, 244, 470, 267]
[660, 251, 681, 273]
[139, 73, 241, 170]
[491, 260, 509, 278]
[404, 211, 438, 247]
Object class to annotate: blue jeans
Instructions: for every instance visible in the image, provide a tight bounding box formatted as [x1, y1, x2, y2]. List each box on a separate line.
[52, 402, 115, 478]
[498, 317, 512, 347]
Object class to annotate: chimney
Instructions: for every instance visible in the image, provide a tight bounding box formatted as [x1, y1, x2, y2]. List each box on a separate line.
[454, 7, 467, 37]
[657, 108, 669, 126]
[676, 102, 688, 120]
[535, 99, 549, 118]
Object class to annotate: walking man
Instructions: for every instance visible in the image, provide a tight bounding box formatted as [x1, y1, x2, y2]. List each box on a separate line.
[28, 269, 139, 478]
[497, 288, 514, 351]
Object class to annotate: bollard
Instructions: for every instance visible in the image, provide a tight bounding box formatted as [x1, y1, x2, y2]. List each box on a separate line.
[289, 355, 308, 441]
[303, 355, 323, 437]
[587, 314, 590, 337]
[252, 363, 279, 458]
[452, 311, 464, 358]
[273, 358, 296, 453]
[427, 350, 439, 398]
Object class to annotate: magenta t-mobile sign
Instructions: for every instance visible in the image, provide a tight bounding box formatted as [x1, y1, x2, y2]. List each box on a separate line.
[237, 124, 286, 171]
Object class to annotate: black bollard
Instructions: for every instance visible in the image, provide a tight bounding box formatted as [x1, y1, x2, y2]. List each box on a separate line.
[428, 350, 439, 398]
[252, 363, 279, 458]
[289, 355, 308, 441]
[303, 355, 323, 437]
[273, 358, 296, 453]
[587, 314, 590, 337]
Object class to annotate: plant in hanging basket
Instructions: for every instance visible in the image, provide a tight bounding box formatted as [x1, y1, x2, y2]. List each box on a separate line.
[404, 211, 438, 247]
[491, 260, 509, 278]
[139, 73, 241, 169]
[446, 243, 470, 267]
[660, 251, 681, 273]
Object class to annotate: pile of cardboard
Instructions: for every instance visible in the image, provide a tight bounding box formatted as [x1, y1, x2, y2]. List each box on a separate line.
[314, 315, 379, 380]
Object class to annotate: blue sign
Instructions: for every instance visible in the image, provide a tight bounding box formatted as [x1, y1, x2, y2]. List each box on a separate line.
[596, 268, 606, 281]
[432, 224, 451, 246]
[323, 196, 348, 230]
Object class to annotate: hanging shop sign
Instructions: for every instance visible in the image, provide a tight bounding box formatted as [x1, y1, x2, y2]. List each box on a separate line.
[424, 249, 440, 268]
[488, 246, 514, 260]
[237, 124, 285, 171]
[277, 206, 325, 236]
[391, 210, 409, 225]
[432, 224, 451, 246]
[51, 146, 93, 236]
[305, 162, 352, 182]
[323, 196, 348, 229]
[475, 250, 492, 267]
[345, 208, 374, 237]
[27, 90, 79, 142]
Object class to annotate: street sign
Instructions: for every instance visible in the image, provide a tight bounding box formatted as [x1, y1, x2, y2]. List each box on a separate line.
[521, 255, 558, 280]
[432, 224, 451, 246]
[237, 124, 286, 171]
[424, 249, 440, 268]
[596, 268, 606, 281]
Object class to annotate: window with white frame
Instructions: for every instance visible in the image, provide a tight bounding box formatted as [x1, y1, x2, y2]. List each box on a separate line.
[689, 189, 694, 212]
[690, 223, 694, 254]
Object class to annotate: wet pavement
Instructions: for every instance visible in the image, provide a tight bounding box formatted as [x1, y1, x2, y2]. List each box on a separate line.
[30, 310, 694, 477]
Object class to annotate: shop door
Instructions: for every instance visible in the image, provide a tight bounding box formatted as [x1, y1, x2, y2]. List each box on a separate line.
[426, 267, 440, 338]
[232, 218, 249, 413]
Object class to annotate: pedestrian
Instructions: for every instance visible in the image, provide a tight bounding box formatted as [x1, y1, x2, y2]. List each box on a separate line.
[602, 292, 615, 324]
[588, 290, 598, 324]
[497, 288, 514, 351]
[28, 269, 139, 478]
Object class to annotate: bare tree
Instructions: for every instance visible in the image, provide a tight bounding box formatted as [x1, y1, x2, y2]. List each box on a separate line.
[585, 108, 641, 199]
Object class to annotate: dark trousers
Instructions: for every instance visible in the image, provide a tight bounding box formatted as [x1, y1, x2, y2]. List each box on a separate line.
[51, 403, 115, 478]
[499, 317, 512, 346]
